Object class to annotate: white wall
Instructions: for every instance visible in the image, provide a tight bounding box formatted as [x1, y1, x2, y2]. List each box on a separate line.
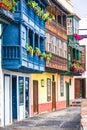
[57, 0, 73, 13]
[0, 24, 4, 126]
[79, 18, 87, 98]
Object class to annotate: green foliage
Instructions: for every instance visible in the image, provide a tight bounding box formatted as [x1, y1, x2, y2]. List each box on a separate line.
[28, 0, 52, 22]
[1, 0, 17, 12]
[45, 53, 52, 62]
[34, 47, 41, 55]
[25, 44, 33, 55]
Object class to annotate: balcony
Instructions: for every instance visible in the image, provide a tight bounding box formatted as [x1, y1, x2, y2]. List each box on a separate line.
[14, 0, 45, 30]
[46, 53, 68, 72]
[46, 21, 67, 40]
[2, 46, 45, 73]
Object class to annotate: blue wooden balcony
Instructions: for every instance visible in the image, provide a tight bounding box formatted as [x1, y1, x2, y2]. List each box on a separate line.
[2, 46, 45, 73]
[14, 0, 45, 30]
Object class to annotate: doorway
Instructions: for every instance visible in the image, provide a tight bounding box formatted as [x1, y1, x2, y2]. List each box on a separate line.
[33, 80, 38, 114]
[4, 75, 11, 125]
[66, 82, 70, 107]
[12, 76, 17, 121]
[52, 82, 56, 111]
[25, 77, 29, 118]
[75, 78, 86, 98]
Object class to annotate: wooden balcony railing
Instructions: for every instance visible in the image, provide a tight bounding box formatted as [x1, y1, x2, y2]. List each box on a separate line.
[46, 21, 67, 40]
[46, 53, 68, 71]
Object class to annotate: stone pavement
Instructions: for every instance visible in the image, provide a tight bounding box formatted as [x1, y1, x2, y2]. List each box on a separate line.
[81, 99, 87, 130]
[1, 106, 81, 130]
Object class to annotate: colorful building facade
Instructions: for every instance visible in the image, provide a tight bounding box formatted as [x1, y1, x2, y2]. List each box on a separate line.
[67, 14, 84, 99]
[0, 0, 49, 126]
[31, 0, 75, 115]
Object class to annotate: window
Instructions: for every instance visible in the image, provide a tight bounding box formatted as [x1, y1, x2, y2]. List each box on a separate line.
[74, 19, 79, 34]
[19, 77, 24, 104]
[47, 78, 51, 101]
[60, 75, 64, 96]
[35, 33, 38, 47]
[59, 40, 62, 56]
[28, 29, 33, 46]
[63, 15, 66, 27]
[64, 42, 67, 58]
[67, 18, 72, 35]
[53, 36, 56, 54]
[57, 11, 62, 24]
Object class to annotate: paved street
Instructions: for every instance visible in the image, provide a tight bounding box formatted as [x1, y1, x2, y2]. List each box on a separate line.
[2, 106, 81, 130]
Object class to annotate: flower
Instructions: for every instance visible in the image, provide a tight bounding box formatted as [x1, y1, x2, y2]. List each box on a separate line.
[74, 33, 83, 40]
[70, 59, 84, 73]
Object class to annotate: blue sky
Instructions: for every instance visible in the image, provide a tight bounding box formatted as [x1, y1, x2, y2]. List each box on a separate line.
[71, 0, 87, 18]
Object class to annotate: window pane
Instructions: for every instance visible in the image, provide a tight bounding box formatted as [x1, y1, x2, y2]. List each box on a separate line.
[60, 75, 64, 96]
[19, 77, 24, 104]
[47, 78, 51, 101]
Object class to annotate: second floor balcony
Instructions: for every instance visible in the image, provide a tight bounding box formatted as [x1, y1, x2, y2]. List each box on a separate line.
[2, 45, 45, 73]
[46, 53, 68, 72]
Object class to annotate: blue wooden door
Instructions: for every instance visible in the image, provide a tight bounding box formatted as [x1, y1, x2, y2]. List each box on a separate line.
[12, 76, 17, 120]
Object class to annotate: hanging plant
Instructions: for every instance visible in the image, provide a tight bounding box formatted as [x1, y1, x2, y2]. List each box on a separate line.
[70, 59, 84, 73]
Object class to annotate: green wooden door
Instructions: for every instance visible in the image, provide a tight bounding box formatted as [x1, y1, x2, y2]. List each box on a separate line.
[66, 82, 69, 107]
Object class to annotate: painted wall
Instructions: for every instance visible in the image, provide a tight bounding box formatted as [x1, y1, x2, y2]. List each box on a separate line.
[56, 74, 74, 109]
[57, 0, 73, 13]
[0, 24, 4, 126]
[31, 73, 74, 115]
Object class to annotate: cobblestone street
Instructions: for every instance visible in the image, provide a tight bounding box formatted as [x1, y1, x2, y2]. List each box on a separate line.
[2, 106, 81, 130]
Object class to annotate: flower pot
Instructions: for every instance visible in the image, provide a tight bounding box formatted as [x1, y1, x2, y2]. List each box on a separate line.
[34, 52, 38, 56]
[29, 50, 33, 55]
[0, 2, 9, 10]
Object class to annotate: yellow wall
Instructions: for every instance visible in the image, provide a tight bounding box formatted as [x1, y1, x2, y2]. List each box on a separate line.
[31, 72, 56, 104]
[31, 73, 74, 105]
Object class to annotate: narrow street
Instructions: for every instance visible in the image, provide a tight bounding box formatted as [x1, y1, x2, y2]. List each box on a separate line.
[4, 106, 81, 130]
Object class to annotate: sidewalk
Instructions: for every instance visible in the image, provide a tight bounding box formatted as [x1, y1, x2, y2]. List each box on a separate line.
[81, 99, 87, 130]
[1, 106, 81, 130]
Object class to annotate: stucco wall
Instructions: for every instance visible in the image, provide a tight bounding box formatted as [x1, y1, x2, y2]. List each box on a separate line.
[57, 0, 73, 13]
[0, 24, 4, 126]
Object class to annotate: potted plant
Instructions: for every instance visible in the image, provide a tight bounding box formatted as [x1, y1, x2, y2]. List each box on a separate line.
[0, 1, 9, 10]
[25, 44, 33, 55]
[34, 47, 41, 56]
[39, 52, 46, 59]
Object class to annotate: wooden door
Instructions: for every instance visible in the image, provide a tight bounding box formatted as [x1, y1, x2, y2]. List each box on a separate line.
[82, 79, 86, 98]
[33, 80, 38, 114]
[52, 82, 56, 111]
[75, 79, 80, 98]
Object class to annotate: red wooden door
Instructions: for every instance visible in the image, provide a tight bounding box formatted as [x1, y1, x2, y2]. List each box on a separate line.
[33, 80, 38, 114]
[52, 82, 56, 111]
[75, 79, 80, 98]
